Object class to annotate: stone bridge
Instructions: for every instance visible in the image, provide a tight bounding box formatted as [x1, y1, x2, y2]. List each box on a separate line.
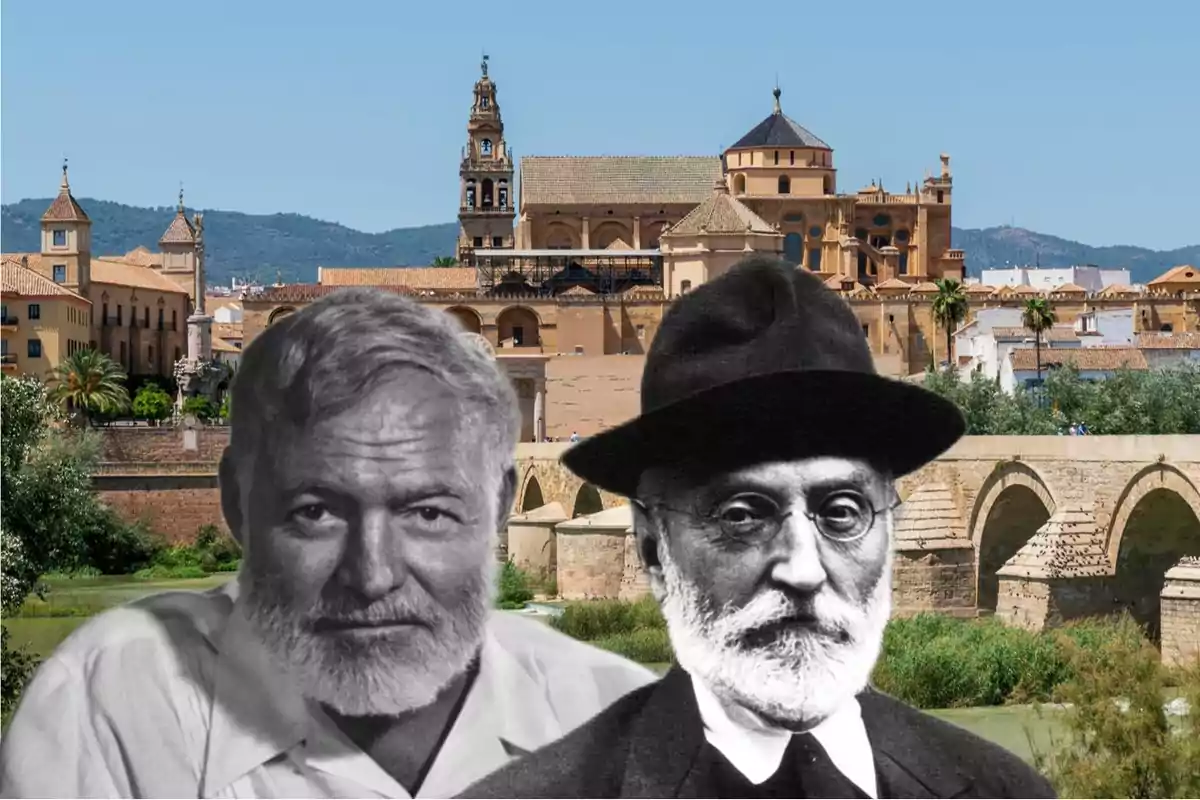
[94, 429, 1200, 662]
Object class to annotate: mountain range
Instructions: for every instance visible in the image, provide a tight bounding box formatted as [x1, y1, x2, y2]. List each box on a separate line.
[3, 197, 1196, 289]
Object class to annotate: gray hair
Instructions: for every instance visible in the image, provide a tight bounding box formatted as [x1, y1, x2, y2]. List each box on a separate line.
[228, 289, 520, 478]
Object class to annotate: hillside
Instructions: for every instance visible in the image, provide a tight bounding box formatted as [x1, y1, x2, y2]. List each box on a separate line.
[3, 197, 1195, 287]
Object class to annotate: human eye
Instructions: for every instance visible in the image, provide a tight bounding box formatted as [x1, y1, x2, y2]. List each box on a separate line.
[712, 494, 778, 536]
[286, 497, 345, 535]
[401, 502, 463, 534]
[816, 491, 871, 537]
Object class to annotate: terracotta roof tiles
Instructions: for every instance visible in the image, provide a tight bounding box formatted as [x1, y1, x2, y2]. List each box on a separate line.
[519, 156, 723, 206]
[159, 212, 196, 245]
[318, 267, 478, 291]
[1148, 264, 1199, 285]
[253, 284, 419, 304]
[1009, 346, 1148, 371]
[1135, 331, 1200, 349]
[664, 183, 777, 236]
[1, 259, 90, 301]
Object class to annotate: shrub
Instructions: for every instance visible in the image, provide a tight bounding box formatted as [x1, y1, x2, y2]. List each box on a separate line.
[496, 559, 533, 609]
[1, 627, 38, 726]
[77, 508, 164, 576]
[592, 627, 675, 664]
[549, 596, 665, 641]
[1034, 627, 1200, 798]
[181, 396, 217, 421]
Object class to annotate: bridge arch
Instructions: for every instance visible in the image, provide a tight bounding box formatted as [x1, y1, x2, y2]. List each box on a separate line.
[1105, 465, 1200, 640]
[572, 482, 604, 518]
[518, 468, 546, 513]
[969, 461, 1057, 612]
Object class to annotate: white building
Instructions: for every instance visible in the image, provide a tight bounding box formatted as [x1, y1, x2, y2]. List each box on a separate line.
[1001, 347, 1148, 393]
[979, 265, 1132, 293]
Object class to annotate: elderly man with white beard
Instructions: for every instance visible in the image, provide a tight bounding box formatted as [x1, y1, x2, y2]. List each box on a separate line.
[461, 255, 1056, 799]
[0, 290, 655, 799]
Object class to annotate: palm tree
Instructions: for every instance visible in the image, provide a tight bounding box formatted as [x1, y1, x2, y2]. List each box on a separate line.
[431, 256, 457, 267]
[1021, 297, 1057, 384]
[931, 278, 969, 370]
[46, 349, 130, 426]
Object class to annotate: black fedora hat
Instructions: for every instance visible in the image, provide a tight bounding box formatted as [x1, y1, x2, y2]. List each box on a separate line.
[562, 255, 966, 497]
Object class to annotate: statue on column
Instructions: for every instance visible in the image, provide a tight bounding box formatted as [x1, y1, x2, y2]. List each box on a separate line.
[174, 212, 229, 414]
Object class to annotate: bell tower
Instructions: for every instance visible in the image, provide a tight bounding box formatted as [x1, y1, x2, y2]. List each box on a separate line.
[457, 54, 515, 264]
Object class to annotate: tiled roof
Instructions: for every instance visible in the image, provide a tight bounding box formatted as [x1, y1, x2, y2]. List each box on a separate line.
[1, 259, 89, 301]
[729, 92, 831, 150]
[965, 283, 996, 294]
[252, 284, 419, 304]
[41, 181, 90, 223]
[318, 267, 478, 291]
[1052, 283, 1087, 293]
[1009, 346, 1148, 371]
[159, 211, 196, 245]
[992, 325, 1078, 343]
[91, 258, 190, 294]
[1012, 284, 1043, 295]
[874, 278, 911, 291]
[1135, 331, 1200, 349]
[909, 281, 939, 294]
[1098, 283, 1137, 295]
[211, 336, 240, 354]
[519, 156, 723, 206]
[561, 285, 595, 296]
[664, 182, 777, 236]
[121, 246, 163, 267]
[1148, 264, 1199, 285]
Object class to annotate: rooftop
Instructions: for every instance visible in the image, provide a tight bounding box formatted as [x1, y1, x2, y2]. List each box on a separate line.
[664, 180, 777, 236]
[1009, 346, 1148, 371]
[519, 156, 722, 206]
[1, 258, 89, 302]
[728, 88, 831, 151]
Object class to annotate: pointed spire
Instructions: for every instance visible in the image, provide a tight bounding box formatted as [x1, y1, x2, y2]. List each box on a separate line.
[61, 157, 70, 190]
[178, 182, 185, 214]
[772, 85, 782, 115]
[481, 52, 489, 78]
[41, 158, 90, 222]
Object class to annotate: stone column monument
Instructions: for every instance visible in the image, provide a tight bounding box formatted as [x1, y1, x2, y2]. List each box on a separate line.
[175, 213, 224, 408]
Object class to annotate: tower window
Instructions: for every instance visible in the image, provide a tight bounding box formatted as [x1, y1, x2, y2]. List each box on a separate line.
[480, 139, 493, 156]
[53, 265, 66, 283]
[473, 236, 484, 247]
[52, 229, 67, 247]
[498, 184, 508, 209]
[117, 305, 123, 325]
[158, 308, 164, 330]
[465, 180, 476, 208]
[773, 151, 779, 165]
[492, 236, 503, 247]
[937, 190, 944, 204]
[481, 96, 490, 109]
[680, 280, 692, 294]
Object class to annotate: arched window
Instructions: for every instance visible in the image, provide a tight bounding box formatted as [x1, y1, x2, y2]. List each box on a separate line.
[481, 178, 494, 208]
[498, 180, 509, 209]
[733, 174, 746, 194]
[480, 139, 493, 156]
[783, 233, 803, 265]
[778, 176, 791, 195]
[465, 180, 476, 209]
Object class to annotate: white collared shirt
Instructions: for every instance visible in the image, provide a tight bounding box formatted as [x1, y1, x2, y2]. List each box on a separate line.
[690, 674, 879, 798]
[0, 578, 656, 799]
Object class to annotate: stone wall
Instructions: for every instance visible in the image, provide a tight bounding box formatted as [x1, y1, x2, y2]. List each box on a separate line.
[99, 426, 230, 465]
[891, 548, 976, 618]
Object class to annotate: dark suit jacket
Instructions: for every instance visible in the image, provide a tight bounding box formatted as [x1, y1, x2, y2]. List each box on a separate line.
[459, 667, 1056, 798]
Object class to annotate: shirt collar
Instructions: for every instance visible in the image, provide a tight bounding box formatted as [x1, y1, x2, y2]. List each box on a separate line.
[690, 673, 879, 798]
[201, 582, 562, 798]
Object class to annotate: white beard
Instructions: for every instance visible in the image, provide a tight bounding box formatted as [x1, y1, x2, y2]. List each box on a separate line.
[655, 539, 892, 729]
[234, 558, 495, 718]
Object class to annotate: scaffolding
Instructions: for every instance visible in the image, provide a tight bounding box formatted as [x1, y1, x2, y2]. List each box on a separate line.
[468, 249, 663, 296]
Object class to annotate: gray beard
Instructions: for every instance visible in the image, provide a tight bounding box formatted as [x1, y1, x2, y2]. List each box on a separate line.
[235, 557, 495, 717]
[655, 545, 892, 729]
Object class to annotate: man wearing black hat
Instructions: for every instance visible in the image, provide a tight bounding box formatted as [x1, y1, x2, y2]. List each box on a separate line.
[460, 255, 1055, 799]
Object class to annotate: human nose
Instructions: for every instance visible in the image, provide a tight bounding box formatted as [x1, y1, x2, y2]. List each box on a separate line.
[336, 508, 403, 601]
[768, 513, 828, 593]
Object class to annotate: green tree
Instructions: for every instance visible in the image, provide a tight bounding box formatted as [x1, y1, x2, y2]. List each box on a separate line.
[131, 381, 174, 423]
[45, 349, 130, 426]
[1021, 297, 1057, 384]
[431, 256, 458, 267]
[181, 395, 218, 420]
[931, 278, 968, 368]
[219, 392, 231, 421]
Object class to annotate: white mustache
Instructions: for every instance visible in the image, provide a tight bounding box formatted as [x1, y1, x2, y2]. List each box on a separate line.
[706, 588, 862, 647]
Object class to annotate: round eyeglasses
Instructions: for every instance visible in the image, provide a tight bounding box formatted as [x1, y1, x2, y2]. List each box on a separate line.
[639, 489, 901, 546]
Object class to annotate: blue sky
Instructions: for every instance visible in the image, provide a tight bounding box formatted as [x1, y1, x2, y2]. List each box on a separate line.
[2, 0, 1195, 249]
